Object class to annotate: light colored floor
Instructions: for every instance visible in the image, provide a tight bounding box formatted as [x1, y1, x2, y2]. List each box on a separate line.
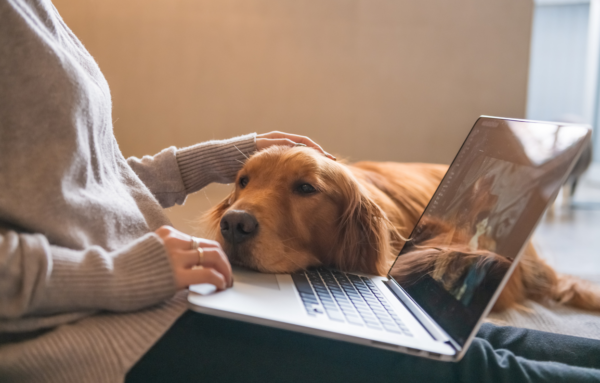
[491, 164, 600, 338]
[533, 163, 600, 284]
[166, 164, 600, 285]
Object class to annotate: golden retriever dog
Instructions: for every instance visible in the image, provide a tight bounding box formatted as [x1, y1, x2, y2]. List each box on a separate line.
[205, 146, 600, 312]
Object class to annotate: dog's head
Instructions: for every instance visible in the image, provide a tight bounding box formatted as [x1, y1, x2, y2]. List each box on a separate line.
[204, 146, 393, 275]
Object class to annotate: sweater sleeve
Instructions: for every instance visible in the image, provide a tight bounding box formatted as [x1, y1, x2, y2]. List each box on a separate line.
[127, 134, 257, 208]
[0, 229, 177, 320]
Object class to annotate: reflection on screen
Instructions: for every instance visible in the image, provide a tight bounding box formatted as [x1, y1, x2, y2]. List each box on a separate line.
[389, 118, 590, 345]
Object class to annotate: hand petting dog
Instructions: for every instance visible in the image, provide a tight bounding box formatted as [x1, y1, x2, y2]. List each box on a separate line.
[257, 131, 336, 161]
[160, 131, 330, 291]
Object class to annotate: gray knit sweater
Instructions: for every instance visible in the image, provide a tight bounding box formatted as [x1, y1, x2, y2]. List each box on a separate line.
[0, 0, 256, 381]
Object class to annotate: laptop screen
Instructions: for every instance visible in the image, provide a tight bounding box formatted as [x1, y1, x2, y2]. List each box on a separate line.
[388, 117, 590, 346]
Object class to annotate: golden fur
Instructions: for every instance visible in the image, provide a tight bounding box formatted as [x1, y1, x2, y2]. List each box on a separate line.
[205, 146, 600, 312]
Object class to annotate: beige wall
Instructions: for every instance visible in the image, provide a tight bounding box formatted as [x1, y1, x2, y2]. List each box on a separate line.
[52, 0, 533, 233]
[54, 0, 532, 163]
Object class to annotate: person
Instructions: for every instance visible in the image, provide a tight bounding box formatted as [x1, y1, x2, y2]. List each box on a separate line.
[1, 1, 600, 382]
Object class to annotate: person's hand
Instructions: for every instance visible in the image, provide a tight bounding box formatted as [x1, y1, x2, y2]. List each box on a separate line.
[256, 131, 336, 160]
[155, 226, 233, 291]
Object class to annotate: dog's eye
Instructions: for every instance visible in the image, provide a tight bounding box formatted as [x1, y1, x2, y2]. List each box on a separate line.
[296, 183, 317, 194]
[239, 176, 249, 189]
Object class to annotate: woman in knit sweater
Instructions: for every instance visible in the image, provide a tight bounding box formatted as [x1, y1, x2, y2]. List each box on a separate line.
[2, 1, 600, 382]
[0, 0, 332, 380]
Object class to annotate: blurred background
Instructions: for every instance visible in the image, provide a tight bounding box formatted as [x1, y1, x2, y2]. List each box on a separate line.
[54, 0, 599, 281]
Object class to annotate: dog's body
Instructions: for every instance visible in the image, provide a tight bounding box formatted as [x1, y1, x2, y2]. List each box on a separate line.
[206, 146, 600, 312]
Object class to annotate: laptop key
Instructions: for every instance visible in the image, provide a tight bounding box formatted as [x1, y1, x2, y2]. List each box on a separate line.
[372, 310, 388, 318]
[360, 315, 377, 323]
[311, 307, 324, 315]
[346, 317, 364, 326]
[325, 310, 345, 322]
[341, 310, 357, 317]
[383, 324, 402, 334]
[377, 315, 394, 323]
[397, 323, 410, 331]
[323, 304, 338, 311]
[291, 273, 315, 295]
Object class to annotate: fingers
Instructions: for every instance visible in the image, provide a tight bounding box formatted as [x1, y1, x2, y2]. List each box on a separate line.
[257, 131, 336, 160]
[156, 226, 221, 251]
[176, 267, 227, 291]
[261, 131, 324, 151]
[256, 138, 297, 150]
[190, 237, 221, 250]
[178, 247, 232, 285]
[155, 226, 234, 290]
[192, 239, 232, 287]
[170, 247, 233, 290]
[259, 131, 325, 153]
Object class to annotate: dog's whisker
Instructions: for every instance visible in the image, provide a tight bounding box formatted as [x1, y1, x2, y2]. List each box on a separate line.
[280, 237, 300, 243]
[233, 144, 249, 160]
[202, 189, 212, 205]
[277, 244, 306, 270]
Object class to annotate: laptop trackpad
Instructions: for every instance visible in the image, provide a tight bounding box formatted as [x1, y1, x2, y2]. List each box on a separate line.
[233, 266, 280, 291]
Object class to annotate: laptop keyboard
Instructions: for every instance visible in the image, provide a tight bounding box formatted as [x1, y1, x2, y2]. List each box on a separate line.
[291, 269, 412, 336]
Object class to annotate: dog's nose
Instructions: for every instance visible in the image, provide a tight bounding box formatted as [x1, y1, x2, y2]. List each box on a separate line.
[220, 210, 259, 244]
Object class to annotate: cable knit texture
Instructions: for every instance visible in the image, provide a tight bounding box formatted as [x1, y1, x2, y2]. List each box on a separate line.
[0, 0, 256, 381]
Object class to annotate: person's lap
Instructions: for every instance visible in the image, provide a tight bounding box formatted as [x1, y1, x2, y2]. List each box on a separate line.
[126, 310, 600, 383]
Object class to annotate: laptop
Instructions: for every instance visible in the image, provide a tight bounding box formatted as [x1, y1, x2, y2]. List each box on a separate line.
[188, 116, 591, 361]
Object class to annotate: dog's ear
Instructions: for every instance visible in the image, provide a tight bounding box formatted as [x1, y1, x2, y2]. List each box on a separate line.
[200, 191, 234, 239]
[330, 171, 393, 276]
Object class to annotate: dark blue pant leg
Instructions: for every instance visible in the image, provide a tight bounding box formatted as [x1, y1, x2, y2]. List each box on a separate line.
[453, 329, 600, 383]
[126, 311, 600, 383]
[477, 322, 600, 369]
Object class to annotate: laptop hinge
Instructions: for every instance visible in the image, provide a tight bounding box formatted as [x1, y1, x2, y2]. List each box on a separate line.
[383, 279, 462, 353]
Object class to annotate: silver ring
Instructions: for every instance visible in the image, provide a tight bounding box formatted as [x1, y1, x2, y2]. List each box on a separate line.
[190, 236, 201, 250]
[294, 143, 307, 147]
[196, 247, 205, 266]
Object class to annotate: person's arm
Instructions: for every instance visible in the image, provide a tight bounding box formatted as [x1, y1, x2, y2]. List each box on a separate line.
[127, 134, 257, 209]
[127, 131, 335, 209]
[0, 228, 176, 319]
[0, 225, 232, 320]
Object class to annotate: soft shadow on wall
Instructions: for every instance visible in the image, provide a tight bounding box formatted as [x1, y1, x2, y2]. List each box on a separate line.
[53, 0, 533, 234]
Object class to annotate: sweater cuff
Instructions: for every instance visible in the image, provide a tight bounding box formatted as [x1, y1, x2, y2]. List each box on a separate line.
[176, 133, 257, 194]
[40, 233, 177, 313]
